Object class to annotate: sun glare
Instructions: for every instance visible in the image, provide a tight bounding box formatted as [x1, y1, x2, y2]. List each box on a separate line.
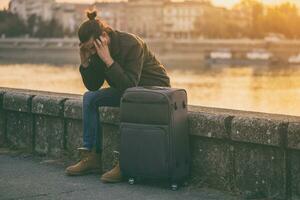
[1, 0, 299, 10]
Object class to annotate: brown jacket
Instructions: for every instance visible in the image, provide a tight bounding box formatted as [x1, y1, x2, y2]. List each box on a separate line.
[79, 29, 171, 93]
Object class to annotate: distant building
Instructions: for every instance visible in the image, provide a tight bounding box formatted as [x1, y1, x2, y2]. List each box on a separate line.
[163, 0, 211, 39]
[126, 0, 167, 38]
[53, 3, 91, 33]
[93, 1, 128, 31]
[74, 3, 93, 24]
[8, 0, 247, 39]
[9, 0, 55, 22]
[94, 0, 166, 38]
[9, 0, 92, 33]
[228, 7, 249, 30]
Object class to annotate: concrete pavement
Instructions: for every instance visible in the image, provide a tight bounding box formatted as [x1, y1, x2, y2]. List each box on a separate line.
[0, 152, 239, 200]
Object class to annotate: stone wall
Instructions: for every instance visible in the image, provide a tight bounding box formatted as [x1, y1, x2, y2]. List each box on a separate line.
[0, 87, 299, 199]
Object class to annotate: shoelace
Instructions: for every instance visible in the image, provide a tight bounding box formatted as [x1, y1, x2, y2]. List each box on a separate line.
[76, 150, 90, 163]
[81, 157, 89, 163]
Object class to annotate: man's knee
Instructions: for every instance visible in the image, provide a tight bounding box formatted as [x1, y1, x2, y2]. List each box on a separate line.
[83, 90, 99, 108]
[83, 88, 120, 108]
[83, 87, 111, 100]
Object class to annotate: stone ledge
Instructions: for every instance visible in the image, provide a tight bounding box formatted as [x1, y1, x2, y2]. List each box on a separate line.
[1, 88, 299, 148]
[99, 106, 233, 140]
[188, 105, 300, 122]
[34, 115, 64, 157]
[99, 106, 294, 146]
[231, 116, 286, 147]
[188, 111, 232, 139]
[3, 92, 34, 113]
[288, 122, 300, 150]
[0, 87, 81, 99]
[99, 107, 120, 125]
[64, 98, 83, 120]
[0, 91, 5, 108]
[0, 91, 6, 146]
[32, 95, 67, 117]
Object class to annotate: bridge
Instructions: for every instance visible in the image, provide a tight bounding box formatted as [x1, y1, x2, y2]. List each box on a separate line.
[1, 38, 300, 66]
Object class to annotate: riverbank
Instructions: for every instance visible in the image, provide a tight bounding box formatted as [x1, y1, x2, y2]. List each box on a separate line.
[2, 38, 300, 67]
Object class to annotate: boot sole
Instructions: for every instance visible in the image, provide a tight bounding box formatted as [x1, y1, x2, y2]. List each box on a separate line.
[65, 168, 102, 176]
[100, 176, 123, 183]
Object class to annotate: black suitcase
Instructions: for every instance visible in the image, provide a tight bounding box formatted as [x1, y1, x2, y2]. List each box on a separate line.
[119, 86, 190, 190]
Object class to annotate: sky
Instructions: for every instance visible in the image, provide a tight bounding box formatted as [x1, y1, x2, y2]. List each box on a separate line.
[0, 0, 299, 10]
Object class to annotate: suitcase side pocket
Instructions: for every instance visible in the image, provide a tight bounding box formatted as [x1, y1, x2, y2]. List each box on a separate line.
[120, 122, 169, 178]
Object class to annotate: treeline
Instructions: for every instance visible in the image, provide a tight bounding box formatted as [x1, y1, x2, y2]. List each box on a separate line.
[1, 0, 300, 39]
[195, 0, 300, 39]
[0, 10, 66, 38]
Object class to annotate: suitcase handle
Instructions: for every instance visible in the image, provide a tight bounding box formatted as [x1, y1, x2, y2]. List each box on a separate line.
[174, 101, 186, 110]
[182, 101, 186, 109]
[122, 99, 166, 105]
[174, 102, 178, 110]
[142, 86, 169, 90]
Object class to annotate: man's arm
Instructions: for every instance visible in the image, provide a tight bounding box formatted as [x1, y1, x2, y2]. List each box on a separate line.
[104, 44, 144, 92]
[79, 55, 105, 91]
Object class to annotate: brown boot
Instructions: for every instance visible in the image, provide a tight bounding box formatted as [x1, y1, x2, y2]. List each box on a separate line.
[65, 147, 102, 176]
[100, 162, 123, 183]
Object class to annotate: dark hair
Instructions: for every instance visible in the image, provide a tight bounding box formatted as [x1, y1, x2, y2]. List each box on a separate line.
[78, 10, 112, 43]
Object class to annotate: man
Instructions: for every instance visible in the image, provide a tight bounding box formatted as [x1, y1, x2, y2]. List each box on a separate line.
[65, 10, 171, 183]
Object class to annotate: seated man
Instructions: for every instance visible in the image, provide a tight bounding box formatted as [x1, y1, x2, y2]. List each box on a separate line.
[65, 10, 171, 183]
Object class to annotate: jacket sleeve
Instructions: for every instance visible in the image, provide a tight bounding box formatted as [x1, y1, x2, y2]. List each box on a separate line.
[104, 44, 144, 92]
[79, 55, 105, 91]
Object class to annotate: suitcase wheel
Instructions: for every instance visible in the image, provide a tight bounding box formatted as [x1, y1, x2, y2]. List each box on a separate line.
[171, 183, 178, 191]
[128, 178, 135, 185]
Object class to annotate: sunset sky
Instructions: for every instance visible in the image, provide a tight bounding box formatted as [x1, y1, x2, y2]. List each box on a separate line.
[0, 0, 299, 10]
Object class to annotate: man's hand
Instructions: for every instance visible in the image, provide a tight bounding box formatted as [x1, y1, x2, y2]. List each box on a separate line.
[94, 36, 114, 68]
[79, 43, 92, 68]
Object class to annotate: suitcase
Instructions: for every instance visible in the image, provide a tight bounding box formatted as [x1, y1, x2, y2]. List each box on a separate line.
[119, 86, 190, 190]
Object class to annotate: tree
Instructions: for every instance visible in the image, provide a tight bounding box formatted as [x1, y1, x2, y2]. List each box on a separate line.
[0, 11, 68, 38]
[234, 0, 264, 38]
[34, 18, 64, 38]
[24, 14, 65, 38]
[263, 3, 300, 39]
[194, 7, 244, 38]
[27, 14, 38, 36]
[0, 10, 27, 37]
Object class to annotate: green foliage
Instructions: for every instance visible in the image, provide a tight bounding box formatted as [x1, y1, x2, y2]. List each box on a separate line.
[0, 10, 27, 37]
[0, 11, 68, 38]
[194, 0, 300, 39]
[25, 14, 65, 38]
[34, 18, 64, 38]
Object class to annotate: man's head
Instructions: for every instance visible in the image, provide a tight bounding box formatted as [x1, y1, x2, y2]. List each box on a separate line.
[78, 10, 112, 55]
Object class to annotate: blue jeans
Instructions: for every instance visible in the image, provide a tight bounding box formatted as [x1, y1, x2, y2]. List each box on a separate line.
[82, 87, 123, 153]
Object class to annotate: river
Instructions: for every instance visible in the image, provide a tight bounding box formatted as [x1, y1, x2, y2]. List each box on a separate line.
[0, 63, 299, 116]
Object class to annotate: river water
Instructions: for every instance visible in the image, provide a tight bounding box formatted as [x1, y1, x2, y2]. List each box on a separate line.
[0, 63, 300, 116]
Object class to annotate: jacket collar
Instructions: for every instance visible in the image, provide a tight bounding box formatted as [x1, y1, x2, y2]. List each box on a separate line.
[109, 29, 120, 57]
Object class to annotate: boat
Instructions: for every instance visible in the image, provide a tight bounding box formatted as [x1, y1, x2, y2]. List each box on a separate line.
[247, 49, 272, 60]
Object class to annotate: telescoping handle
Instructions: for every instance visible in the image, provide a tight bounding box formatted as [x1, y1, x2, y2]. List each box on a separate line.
[173, 101, 186, 110]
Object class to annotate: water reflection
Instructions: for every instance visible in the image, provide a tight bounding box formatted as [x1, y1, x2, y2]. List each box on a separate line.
[0, 64, 299, 116]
